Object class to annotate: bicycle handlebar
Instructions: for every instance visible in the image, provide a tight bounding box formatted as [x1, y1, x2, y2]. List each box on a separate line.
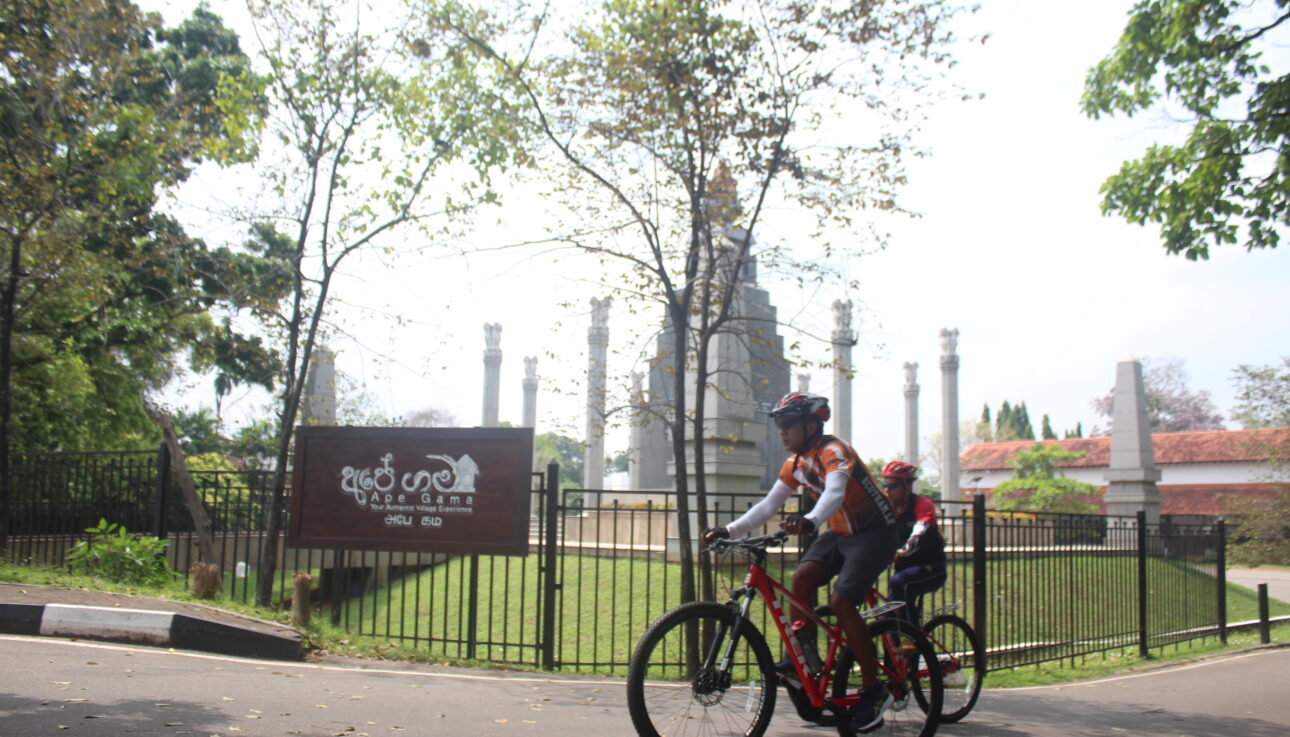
[703, 529, 790, 555]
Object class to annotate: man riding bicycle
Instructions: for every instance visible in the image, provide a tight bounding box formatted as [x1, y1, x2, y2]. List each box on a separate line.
[880, 461, 947, 628]
[703, 392, 898, 733]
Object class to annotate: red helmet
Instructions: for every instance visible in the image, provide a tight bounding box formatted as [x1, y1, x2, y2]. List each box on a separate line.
[769, 392, 831, 424]
[881, 461, 919, 481]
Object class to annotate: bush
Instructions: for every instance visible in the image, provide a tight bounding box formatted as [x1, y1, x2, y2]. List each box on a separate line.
[66, 519, 172, 585]
[1227, 487, 1290, 567]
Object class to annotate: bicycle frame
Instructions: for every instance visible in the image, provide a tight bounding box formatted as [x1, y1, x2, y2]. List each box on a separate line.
[720, 540, 911, 713]
[728, 560, 846, 708]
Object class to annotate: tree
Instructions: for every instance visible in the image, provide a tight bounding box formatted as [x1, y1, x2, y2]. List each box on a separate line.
[535, 432, 586, 490]
[247, 0, 523, 607]
[1040, 414, 1057, 440]
[976, 404, 993, 442]
[1082, 0, 1290, 260]
[1231, 357, 1290, 428]
[171, 407, 229, 456]
[992, 443, 1100, 514]
[428, 0, 969, 606]
[1091, 357, 1225, 433]
[399, 407, 459, 428]
[989, 399, 1035, 441]
[1064, 422, 1084, 439]
[0, 0, 274, 544]
[1226, 487, 1290, 565]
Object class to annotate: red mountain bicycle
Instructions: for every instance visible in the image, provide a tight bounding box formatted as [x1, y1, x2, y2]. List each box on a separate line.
[625, 531, 943, 737]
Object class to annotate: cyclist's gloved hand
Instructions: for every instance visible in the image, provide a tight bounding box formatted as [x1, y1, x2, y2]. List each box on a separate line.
[703, 527, 730, 543]
[782, 514, 816, 535]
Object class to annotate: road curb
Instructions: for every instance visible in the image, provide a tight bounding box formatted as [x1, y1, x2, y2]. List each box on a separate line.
[0, 601, 303, 660]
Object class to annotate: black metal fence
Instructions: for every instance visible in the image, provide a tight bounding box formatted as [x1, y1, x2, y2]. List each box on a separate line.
[1, 447, 1273, 674]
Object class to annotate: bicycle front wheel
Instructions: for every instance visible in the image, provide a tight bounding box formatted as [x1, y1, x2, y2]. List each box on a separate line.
[920, 614, 984, 722]
[832, 618, 942, 737]
[626, 601, 777, 737]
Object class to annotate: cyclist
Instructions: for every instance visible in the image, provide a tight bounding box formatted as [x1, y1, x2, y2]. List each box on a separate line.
[703, 392, 898, 733]
[880, 461, 947, 628]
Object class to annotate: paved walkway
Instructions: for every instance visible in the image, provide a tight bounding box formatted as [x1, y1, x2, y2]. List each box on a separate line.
[1228, 567, 1290, 604]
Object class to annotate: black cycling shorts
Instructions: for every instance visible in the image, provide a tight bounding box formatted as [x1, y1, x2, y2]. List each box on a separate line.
[801, 526, 899, 605]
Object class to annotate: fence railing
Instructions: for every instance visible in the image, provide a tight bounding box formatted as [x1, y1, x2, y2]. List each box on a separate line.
[1, 447, 1272, 674]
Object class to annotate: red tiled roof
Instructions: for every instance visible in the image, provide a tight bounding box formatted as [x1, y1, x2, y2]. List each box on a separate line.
[961, 427, 1290, 471]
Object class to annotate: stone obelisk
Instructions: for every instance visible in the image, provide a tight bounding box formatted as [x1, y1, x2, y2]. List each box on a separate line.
[1103, 360, 1162, 523]
[831, 300, 856, 442]
[903, 361, 919, 484]
[301, 346, 337, 425]
[939, 328, 961, 501]
[584, 297, 611, 499]
[522, 357, 539, 428]
[796, 374, 810, 393]
[482, 323, 502, 427]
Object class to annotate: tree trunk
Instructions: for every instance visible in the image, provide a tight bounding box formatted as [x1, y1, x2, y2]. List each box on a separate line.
[0, 235, 21, 552]
[146, 405, 218, 565]
[669, 304, 696, 607]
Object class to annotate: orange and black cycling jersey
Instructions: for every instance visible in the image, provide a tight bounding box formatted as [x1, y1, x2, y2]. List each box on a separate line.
[778, 434, 895, 535]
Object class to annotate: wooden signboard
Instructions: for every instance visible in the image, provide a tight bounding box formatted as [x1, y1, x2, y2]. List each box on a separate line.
[288, 426, 535, 555]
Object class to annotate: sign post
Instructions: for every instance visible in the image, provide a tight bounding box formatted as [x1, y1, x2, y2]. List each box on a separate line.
[288, 426, 535, 556]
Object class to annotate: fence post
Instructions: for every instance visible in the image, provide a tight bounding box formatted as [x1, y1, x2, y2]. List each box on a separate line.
[467, 554, 480, 660]
[1216, 518, 1227, 645]
[971, 494, 986, 652]
[1258, 583, 1271, 644]
[1136, 511, 1149, 658]
[541, 460, 560, 670]
[151, 442, 170, 539]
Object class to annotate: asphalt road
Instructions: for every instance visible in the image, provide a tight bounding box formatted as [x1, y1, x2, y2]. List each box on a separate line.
[1227, 567, 1290, 606]
[2, 636, 1287, 737]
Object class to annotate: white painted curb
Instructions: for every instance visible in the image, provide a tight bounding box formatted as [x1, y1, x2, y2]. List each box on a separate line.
[40, 603, 173, 645]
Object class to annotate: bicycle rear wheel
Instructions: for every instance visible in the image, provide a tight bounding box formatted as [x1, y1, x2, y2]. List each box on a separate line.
[831, 618, 942, 737]
[917, 613, 984, 722]
[626, 601, 777, 737]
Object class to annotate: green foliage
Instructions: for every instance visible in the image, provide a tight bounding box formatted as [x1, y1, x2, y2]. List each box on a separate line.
[1064, 422, 1084, 439]
[987, 400, 1036, 441]
[0, 0, 284, 452]
[993, 443, 1100, 514]
[66, 519, 172, 586]
[536, 432, 586, 489]
[172, 408, 228, 456]
[1040, 414, 1057, 440]
[1227, 487, 1290, 565]
[229, 418, 280, 470]
[1082, 0, 1290, 259]
[1230, 357, 1290, 428]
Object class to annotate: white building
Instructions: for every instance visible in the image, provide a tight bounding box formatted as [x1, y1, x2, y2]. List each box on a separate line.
[960, 427, 1288, 520]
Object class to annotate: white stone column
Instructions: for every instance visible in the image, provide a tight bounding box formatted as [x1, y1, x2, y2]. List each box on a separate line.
[1103, 360, 1162, 523]
[629, 371, 645, 491]
[301, 346, 337, 425]
[903, 362, 920, 495]
[482, 323, 502, 427]
[903, 361, 919, 460]
[584, 297, 611, 496]
[939, 329, 961, 501]
[831, 300, 856, 442]
[796, 374, 810, 393]
[522, 357, 538, 428]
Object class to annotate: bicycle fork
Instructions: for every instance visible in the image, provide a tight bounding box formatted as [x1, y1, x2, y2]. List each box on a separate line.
[710, 589, 757, 681]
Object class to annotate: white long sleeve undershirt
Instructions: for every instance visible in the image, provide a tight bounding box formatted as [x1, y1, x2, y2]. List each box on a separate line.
[724, 470, 849, 536]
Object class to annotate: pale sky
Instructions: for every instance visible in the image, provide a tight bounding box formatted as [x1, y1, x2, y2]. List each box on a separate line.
[151, 0, 1290, 475]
